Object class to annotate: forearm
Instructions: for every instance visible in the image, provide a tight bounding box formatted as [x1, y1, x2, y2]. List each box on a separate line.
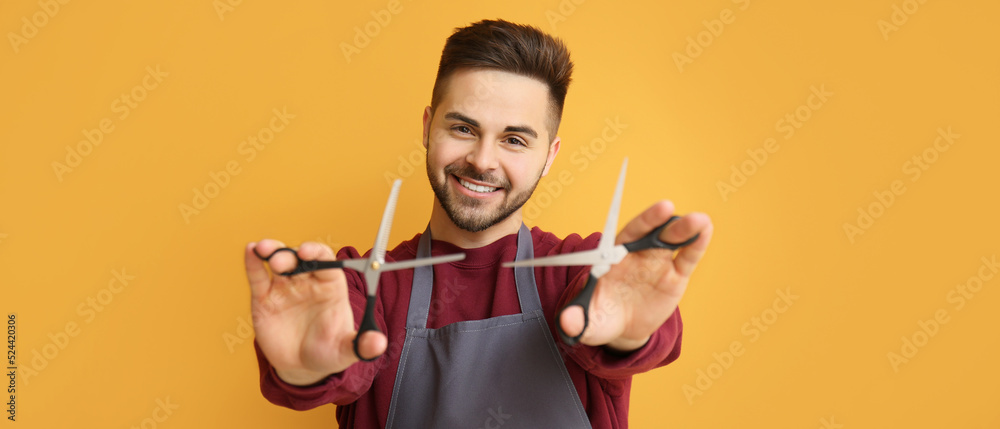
[562, 306, 683, 379]
[255, 340, 376, 409]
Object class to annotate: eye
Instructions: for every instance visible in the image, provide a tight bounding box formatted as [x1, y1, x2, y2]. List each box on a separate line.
[452, 125, 473, 135]
[504, 136, 527, 147]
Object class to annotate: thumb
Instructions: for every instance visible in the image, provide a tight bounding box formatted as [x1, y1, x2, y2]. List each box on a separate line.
[347, 331, 388, 363]
[245, 242, 271, 300]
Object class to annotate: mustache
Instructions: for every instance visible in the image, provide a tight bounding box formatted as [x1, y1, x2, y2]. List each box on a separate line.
[443, 164, 511, 191]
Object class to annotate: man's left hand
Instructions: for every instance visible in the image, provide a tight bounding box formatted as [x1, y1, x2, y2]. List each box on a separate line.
[559, 200, 713, 351]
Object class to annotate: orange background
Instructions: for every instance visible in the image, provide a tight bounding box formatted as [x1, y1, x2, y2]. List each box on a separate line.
[2, 0, 998, 427]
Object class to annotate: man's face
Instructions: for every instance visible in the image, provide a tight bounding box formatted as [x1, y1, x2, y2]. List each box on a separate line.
[423, 68, 560, 233]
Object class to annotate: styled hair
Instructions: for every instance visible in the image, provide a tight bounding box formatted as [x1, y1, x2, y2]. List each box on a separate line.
[430, 19, 574, 137]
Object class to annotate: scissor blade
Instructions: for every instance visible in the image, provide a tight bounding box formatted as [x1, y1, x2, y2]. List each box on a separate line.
[598, 158, 628, 254]
[502, 248, 605, 268]
[381, 253, 466, 272]
[371, 179, 402, 264]
[338, 258, 370, 273]
[363, 269, 380, 297]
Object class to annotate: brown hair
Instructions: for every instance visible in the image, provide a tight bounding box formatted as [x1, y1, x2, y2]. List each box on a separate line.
[430, 19, 574, 137]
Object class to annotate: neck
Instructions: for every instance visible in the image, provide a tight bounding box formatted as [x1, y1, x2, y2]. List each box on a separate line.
[428, 198, 522, 249]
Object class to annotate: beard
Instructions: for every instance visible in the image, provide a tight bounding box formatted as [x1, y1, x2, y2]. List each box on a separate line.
[427, 150, 543, 233]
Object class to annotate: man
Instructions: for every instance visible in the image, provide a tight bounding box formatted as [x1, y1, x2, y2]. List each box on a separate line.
[245, 19, 713, 428]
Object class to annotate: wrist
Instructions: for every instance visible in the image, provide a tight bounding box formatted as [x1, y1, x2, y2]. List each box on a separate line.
[274, 368, 333, 387]
[604, 335, 651, 354]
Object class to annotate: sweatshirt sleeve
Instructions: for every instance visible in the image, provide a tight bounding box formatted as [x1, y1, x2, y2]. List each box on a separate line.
[254, 246, 385, 409]
[554, 238, 684, 380]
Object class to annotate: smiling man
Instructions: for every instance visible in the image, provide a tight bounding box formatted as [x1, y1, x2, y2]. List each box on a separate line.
[245, 19, 713, 428]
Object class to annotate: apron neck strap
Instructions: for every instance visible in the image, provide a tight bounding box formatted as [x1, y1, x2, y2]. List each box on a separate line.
[407, 224, 540, 329]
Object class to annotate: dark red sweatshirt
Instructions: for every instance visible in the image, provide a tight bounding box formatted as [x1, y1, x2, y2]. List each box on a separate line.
[255, 227, 682, 428]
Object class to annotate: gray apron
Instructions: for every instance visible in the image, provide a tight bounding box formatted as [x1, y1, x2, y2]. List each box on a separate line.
[385, 224, 592, 428]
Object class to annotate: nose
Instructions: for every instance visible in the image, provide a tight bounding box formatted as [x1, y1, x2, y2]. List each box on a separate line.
[466, 140, 499, 173]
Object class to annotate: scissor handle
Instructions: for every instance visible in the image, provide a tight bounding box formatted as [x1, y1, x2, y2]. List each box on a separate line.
[558, 273, 599, 346]
[623, 216, 700, 253]
[352, 295, 380, 362]
[254, 247, 346, 276]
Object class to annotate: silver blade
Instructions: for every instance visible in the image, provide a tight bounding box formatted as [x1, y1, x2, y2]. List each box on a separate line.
[363, 268, 380, 296]
[338, 258, 370, 273]
[381, 253, 466, 272]
[357, 179, 402, 296]
[502, 248, 604, 268]
[371, 179, 402, 264]
[598, 158, 628, 253]
[590, 159, 628, 277]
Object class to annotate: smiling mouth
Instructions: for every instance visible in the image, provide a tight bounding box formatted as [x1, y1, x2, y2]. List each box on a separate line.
[456, 176, 500, 193]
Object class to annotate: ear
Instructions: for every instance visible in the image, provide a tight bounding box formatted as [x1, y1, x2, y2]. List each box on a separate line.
[421, 106, 433, 149]
[540, 136, 561, 177]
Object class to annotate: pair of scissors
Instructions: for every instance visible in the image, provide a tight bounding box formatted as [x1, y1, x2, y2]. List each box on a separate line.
[254, 179, 466, 361]
[503, 158, 699, 345]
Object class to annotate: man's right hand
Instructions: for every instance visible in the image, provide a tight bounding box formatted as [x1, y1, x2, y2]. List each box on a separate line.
[244, 240, 388, 386]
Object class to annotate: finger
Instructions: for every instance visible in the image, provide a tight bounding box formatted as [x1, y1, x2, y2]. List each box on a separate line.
[657, 211, 705, 246]
[559, 305, 585, 340]
[671, 213, 713, 277]
[296, 241, 340, 282]
[245, 242, 271, 300]
[615, 200, 675, 245]
[255, 238, 299, 274]
[352, 331, 388, 362]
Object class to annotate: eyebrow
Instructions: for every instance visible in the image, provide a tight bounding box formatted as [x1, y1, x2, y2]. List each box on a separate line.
[444, 112, 538, 139]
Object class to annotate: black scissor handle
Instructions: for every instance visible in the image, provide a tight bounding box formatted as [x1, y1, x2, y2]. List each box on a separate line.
[352, 295, 381, 362]
[253, 247, 345, 276]
[623, 216, 700, 253]
[558, 274, 600, 346]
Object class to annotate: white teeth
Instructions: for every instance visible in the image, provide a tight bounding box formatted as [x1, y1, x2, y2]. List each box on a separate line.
[459, 178, 498, 193]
